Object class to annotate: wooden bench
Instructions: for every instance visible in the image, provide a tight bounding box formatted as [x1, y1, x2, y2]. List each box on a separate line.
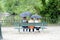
[14, 22, 47, 32]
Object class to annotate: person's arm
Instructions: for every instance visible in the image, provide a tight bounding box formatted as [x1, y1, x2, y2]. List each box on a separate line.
[26, 21, 28, 23]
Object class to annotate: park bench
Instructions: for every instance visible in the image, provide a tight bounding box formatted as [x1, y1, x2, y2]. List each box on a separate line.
[14, 22, 47, 32]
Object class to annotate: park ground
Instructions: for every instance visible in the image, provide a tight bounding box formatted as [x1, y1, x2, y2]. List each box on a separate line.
[1, 26, 60, 40]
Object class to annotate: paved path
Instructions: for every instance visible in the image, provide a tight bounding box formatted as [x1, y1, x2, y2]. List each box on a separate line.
[1, 26, 60, 40]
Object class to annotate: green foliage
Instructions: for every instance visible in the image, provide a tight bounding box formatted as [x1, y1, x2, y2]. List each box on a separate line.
[0, 0, 60, 24]
[34, 0, 60, 24]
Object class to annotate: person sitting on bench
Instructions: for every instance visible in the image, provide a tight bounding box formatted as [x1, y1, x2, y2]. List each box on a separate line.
[22, 17, 28, 32]
[35, 18, 41, 32]
[28, 18, 35, 32]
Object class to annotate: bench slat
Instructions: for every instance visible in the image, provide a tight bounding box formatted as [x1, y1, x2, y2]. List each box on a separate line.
[19, 23, 43, 26]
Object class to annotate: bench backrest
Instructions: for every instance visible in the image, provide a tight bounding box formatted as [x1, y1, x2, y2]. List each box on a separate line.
[14, 22, 47, 26]
[19, 23, 43, 26]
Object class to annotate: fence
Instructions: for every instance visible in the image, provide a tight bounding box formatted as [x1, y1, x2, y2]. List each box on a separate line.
[0, 19, 60, 27]
[0, 13, 60, 27]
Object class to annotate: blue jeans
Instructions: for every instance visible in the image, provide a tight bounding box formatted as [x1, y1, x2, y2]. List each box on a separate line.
[22, 26, 28, 32]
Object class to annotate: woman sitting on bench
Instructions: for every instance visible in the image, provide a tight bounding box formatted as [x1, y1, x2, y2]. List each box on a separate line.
[35, 18, 41, 32]
[28, 18, 35, 32]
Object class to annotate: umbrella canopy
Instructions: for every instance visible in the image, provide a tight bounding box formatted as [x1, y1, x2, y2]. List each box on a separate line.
[31, 14, 42, 19]
[20, 13, 27, 17]
[20, 11, 32, 17]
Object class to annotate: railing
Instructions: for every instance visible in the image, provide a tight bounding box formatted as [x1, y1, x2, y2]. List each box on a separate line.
[0, 18, 60, 27]
[0, 20, 20, 26]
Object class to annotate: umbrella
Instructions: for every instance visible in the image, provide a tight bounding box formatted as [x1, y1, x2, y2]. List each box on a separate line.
[20, 11, 32, 17]
[20, 13, 27, 17]
[31, 14, 42, 19]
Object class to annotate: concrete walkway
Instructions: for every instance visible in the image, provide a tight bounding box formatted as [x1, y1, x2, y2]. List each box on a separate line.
[1, 26, 60, 40]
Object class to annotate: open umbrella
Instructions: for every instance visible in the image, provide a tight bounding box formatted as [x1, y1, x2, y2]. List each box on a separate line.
[31, 14, 42, 19]
[20, 13, 27, 17]
[20, 11, 32, 17]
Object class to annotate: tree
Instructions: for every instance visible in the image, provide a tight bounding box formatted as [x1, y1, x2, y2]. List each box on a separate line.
[0, 0, 60, 24]
[34, 0, 60, 23]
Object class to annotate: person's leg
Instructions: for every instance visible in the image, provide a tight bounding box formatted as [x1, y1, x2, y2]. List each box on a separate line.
[26, 28, 28, 32]
[33, 28, 34, 32]
[35, 27, 37, 30]
[38, 27, 41, 30]
[37, 27, 39, 30]
[37, 27, 40, 32]
[22, 26, 25, 32]
[26, 26, 28, 32]
[29, 29, 31, 32]
[35, 27, 39, 32]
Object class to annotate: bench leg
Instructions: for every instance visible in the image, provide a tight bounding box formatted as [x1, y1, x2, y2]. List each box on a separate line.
[41, 26, 44, 30]
[18, 28, 20, 32]
[23, 28, 25, 32]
